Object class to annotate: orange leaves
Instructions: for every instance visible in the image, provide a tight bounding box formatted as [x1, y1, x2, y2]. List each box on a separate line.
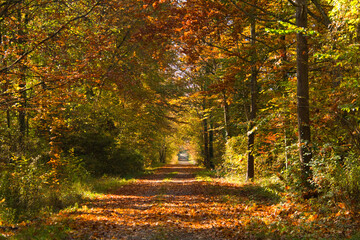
[263, 132, 280, 144]
[151, 0, 168, 9]
[54, 164, 360, 239]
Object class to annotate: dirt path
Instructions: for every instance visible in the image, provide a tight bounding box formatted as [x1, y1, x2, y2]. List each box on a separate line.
[62, 163, 357, 240]
[64, 163, 250, 239]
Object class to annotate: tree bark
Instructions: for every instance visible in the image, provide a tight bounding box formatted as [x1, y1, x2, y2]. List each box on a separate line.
[247, 19, 257, 181]
[17, 10, 28, 147]
[202, 96, 210, 168]
[296, 0, 312, 184]
[222, 90, 231, 141]
[7, 110, 11, 128]
[209, 117, 214, 168]
[281, 35, 290, 168]
[18, 82, 26, 145]
[203, 114, 210, 168]
[159, 140, 166, 163]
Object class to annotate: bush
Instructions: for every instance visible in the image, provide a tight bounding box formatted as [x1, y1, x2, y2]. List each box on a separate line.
[312, 150, 360, 210]
[218, 136, 248, 179]
[106, 146, 144, 176]
[0, 156, 49, 223]
[62, 131, 113, 174]
[0, 154, 89, 224]
[63, 131, 145, 176]
[10, 224, 69, 240]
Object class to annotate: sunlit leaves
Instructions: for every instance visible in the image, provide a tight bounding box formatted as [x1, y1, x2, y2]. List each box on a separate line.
[58, 165, 360, 239]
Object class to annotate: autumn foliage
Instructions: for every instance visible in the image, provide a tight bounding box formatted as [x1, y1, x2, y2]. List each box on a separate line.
[0, 0, 360, 238]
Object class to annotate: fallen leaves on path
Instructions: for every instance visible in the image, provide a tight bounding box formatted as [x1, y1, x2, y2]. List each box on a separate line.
[59, 164, 360, 239]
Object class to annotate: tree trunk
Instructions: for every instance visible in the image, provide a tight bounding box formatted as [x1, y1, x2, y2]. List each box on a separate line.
[7, 110, 11, 128]
[203, 115, 210, 168]
[1, 27, 11, 130]
[17, 9, 28, 148]
[18, 82, 26, 145]
[202, 97, 212, 168]
[281, 35, 290, 168]
[247, 19, 257, 181]
[159, 145, 166, 163]
[222, 90, 231, 141]
[209, 117, 215, 168]
[296, 0, 312, 184]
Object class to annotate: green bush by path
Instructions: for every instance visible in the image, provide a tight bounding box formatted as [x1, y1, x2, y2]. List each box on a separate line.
[63, 130, 145, 176]
[0, 155, 88, 224]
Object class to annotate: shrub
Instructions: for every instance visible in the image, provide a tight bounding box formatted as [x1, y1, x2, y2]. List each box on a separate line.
[106, 146, 144, 176]
[0, 154, 89, 224]
[312, 150, 360, 210]
[218, 136, 248, 179]
[63, 131, 145, 176]
[0, 156, 49, 223]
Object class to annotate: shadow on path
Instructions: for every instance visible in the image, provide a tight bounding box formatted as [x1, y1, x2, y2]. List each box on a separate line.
[66, 163, 282, 240]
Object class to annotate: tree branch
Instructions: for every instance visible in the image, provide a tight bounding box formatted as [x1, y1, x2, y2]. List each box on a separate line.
[229, 0, 296, 26]
[0, 1, 101, 74]
[310, 0, 331, 27]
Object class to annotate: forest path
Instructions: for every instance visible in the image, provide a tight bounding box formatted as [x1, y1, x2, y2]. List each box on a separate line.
[63, 162, 280, 240]
[61, 162, 355, 240]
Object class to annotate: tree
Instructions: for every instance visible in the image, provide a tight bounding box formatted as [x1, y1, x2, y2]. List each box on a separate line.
[295, 0, 312, 185]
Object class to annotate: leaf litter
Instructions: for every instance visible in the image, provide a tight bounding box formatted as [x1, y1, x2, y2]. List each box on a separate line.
[57, 164, 359, 240]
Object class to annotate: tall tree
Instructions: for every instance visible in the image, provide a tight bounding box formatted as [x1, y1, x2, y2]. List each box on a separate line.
[295, 0, 312, 184]
[247, 18, 258, 181]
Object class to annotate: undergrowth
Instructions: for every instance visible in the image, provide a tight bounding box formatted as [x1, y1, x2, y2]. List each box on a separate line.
[4, 175, 137, 239]
[0, 156, 149, 239]
[9, 224, 70, 240]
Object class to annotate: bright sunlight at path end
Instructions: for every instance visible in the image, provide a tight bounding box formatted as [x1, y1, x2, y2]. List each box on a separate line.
[62, 163, 356, 240]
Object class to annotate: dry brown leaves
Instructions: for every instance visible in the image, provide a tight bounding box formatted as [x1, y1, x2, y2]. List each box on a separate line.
[59, 164, 360, 240]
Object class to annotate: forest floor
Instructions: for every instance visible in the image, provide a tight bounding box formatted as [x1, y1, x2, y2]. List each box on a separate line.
[44, 160, 359, 240]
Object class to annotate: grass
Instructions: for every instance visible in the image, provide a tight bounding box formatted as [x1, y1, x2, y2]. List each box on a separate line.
[195, 169, 217, 182]
[88, 176, 136, 195]
[220, 173, 286, 198]
[9, 224, 69, 240]
[195, 169, 285, 205]
[7, 174, 139, 239]
[166, 171, 178, 179]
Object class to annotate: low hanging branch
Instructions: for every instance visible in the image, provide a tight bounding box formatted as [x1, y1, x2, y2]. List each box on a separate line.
[0, 1, 101, 74]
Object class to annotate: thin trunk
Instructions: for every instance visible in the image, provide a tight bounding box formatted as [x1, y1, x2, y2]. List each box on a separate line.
[163, 147, 166, 163]
[223, 90, 231, 141]
[202, 98, 211, 168]
[7, 110, 11, 128]
[281, 35, 290, 168]
[1, 27, 10, 129]
[18, 83, 26, 145]
[296, 0, 312, 184]
[247, 19, 257, 181]
[284, 129, 289, 169]
[17, 9, 28, 147]
[159, 144, 166, 163]
[203, 116, 210, 168]
[209, 118, 214, 165]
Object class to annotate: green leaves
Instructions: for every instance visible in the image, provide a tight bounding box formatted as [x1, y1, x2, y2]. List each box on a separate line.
[265, 21, 318, 36]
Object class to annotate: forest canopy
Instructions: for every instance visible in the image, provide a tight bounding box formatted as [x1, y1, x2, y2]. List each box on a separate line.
[0, 0, 360, 228]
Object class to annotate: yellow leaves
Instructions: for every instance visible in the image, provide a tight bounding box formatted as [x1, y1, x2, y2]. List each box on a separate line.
[306, 213, 319, 222]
